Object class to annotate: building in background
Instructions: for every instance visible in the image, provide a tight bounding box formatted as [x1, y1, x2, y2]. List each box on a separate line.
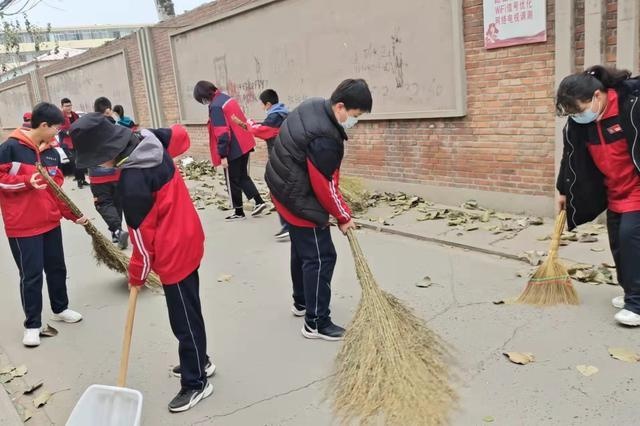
[0, 47, 86, 83]
[0, 24, 143, 68]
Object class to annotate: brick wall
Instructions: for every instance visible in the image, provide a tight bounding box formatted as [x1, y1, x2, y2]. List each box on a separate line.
[3, 0, 630, 206]
[31, 35, 149, 125]
[165, 0, 559, 199]
[341, 0, 557, 197]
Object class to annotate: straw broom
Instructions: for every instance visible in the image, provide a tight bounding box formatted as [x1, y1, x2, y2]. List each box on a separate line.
[36, 163, 161, 287]
[330, 229, 455, 426]
[515, 210, 579, 305]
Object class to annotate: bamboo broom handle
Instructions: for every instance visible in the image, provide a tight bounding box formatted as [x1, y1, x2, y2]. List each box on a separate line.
[35, 163, 84, 217]
[548, 210, 567, 260]
[117, 286, 139, 387]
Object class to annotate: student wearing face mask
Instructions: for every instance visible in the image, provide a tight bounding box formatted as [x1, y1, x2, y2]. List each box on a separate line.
[265, 79, 372, 341]
[556, 65, 640, 326]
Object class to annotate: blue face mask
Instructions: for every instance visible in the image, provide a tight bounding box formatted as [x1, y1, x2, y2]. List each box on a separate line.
[571, 98, 600, 124]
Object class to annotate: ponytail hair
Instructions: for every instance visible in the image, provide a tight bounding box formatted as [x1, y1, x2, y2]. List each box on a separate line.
[555, 65, 631, 116]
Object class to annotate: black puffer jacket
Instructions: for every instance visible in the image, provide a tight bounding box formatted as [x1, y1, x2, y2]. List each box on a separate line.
[265, 98, 347, 225]
[557, 78, 640, 230]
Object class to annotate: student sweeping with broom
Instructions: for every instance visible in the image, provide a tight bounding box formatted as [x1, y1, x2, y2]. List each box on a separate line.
[265, 79, 372, 340]
[70, 114, 215, 412]
[556, 65, 640, 326]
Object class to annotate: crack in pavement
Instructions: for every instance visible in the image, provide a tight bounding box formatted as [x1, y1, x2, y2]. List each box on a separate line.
[192, 375, 334, 424]
[468, 321, 531, 382]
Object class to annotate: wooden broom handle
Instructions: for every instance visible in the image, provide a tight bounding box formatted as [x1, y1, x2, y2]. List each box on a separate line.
[117, 286, 139, 387]
[548, 210, 567, 260]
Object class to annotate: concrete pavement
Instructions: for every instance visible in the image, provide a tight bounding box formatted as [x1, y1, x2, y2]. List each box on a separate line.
[0, 179, 638, 425]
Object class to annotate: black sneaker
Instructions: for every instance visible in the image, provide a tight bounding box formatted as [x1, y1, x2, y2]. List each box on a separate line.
[116, 230, 129, 250]
[251, 203, 267, 217]
[168, 382, 213, 413]
[275, 227, 290, 240]
[225, 213, 246, 222]
[172, 361, 216, 378]
[111, 231, 119, 243]
[291, 303, 306, 317]
[301, 321, 345, 341]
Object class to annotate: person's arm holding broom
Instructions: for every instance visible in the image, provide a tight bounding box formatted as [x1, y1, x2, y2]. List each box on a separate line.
[307, 137, 356, 235]
[120, 176, 158, 287]
[47, 164, 89, 226]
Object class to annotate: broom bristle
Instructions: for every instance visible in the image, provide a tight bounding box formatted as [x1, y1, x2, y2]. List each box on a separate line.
[516, 258, 579, 306]
[331, 231, 455, 425]
[516, 210, 579, 306]
[36, 163, 161, 287]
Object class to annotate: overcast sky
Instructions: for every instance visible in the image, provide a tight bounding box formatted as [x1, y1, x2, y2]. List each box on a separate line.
[4, 0, 211, 27]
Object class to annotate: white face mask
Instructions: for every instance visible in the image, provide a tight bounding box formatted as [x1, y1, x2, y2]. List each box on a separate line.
[342, 115, 358, 129]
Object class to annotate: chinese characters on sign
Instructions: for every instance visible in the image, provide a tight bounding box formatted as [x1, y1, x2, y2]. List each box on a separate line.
[483, 0, 547, 49]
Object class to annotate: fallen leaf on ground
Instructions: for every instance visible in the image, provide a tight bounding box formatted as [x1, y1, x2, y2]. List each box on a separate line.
[40, 324, 58, 337]
[23, 381, 44, 395]
[217, 274, 233, 283]
[576, 365, 599, 377]
[33, 390, 51, 408]
[483, 416, 495, 423]
[15, 404, 32, 422]
[590, 248, 605, 252]
[503, 352, 535, 365]
[493, 298, 516, 305]
[528, 217, 544, 226]
[609, 347, 640, 363]
[11, 365, 27, 377]
[0, 366, 13, 374]
[415, 276, 433, 288]
[578, 234, 598, 243]
[519, 250, 546, 266]
[0, 373, 13, 384]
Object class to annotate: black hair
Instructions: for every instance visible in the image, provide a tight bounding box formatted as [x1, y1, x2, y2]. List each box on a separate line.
[113, 105, 125, 117]
[31, 102, 64, 128]
[60, 97, 71, 106]
[556, 65, 631, 116]
[193, 80, 217, 103]
[94, 96, 112, 114]
[330, 78, 373, 112]
[259, 89, 279, 105]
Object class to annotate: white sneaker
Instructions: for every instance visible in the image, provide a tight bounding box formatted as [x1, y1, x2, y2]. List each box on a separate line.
[612, 296, 625, 309]
[615, 309, 640, 326]
[23, 328, 41, 347]
[51, 309, 83, 323]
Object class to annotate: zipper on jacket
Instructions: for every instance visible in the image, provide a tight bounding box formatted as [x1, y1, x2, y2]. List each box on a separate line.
[629, 96, 640, 172]
[565, 123, 579, 227]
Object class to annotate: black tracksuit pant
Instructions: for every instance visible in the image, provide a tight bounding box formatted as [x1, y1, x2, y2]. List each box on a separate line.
[8, 226, 69, 329]
[90, 182, 123, 233]
[227, 153, 261, 214]
[163, 269, 209, 390]
[607, 210, 640, 314]
[289, 224, 337, 329]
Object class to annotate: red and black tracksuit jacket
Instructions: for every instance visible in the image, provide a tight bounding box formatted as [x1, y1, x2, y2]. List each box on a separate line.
[207, 90, 256, 166]
[247, 109, 288, 150]
[59, 111, 79, 150]
[273, 137, 352, 228]
[0, 129, 80, 238]
[118, 129, 204, 286]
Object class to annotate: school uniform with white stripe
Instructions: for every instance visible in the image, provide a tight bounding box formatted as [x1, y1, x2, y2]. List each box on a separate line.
[0, 130, 81, 331]
[266, 98, 352, 340]
[115, 129, 209, 393]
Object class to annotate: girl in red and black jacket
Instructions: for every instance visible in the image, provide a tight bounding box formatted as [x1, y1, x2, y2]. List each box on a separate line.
[556, 65, 640, 327]
[0, 103, 88, 348]
[193, 80, 266, 221]
[70, 113, 214, 413]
